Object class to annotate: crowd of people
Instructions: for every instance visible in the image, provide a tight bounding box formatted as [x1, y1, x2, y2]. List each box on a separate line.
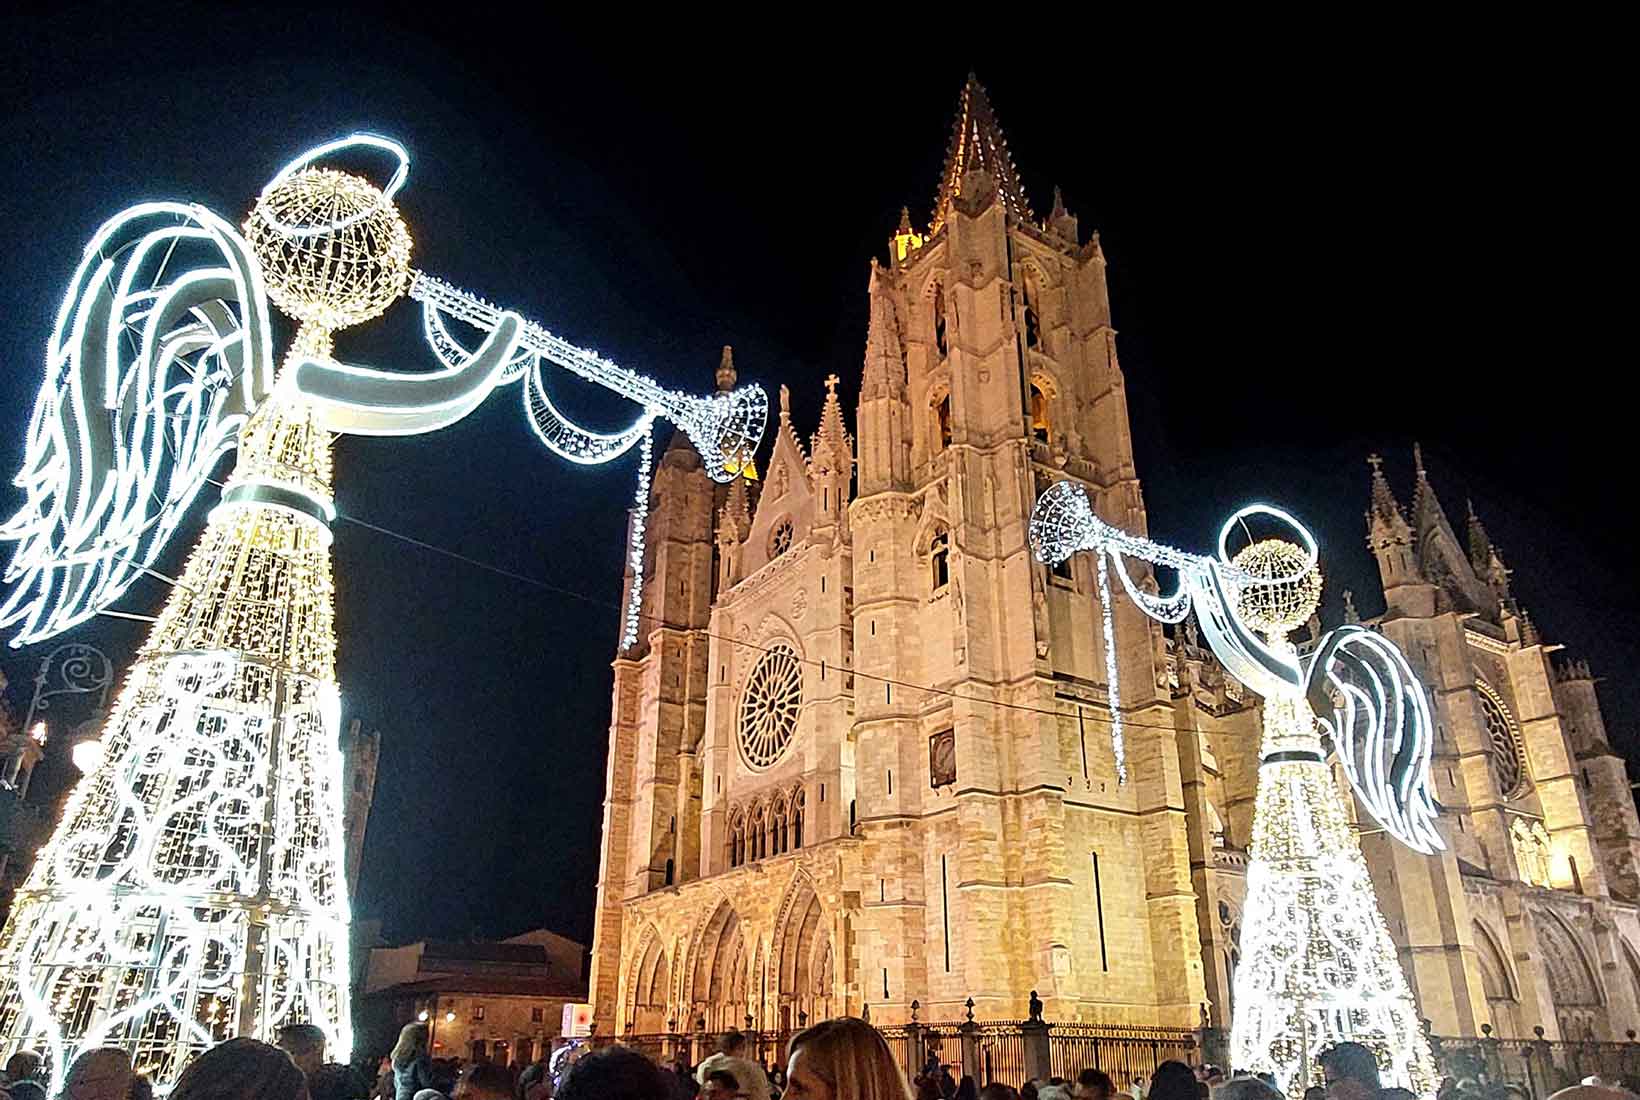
[1, 1022, 1637, 1100]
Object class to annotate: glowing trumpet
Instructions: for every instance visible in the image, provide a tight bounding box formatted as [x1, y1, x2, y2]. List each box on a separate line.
[410, 272, 766, 483]
[1029, 479, 1442, 855]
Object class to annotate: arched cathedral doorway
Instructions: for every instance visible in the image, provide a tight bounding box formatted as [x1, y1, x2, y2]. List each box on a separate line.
[774, 877, 835, 1030]
[688, 900, 750, 1032]
[628, 928, 671, 1034]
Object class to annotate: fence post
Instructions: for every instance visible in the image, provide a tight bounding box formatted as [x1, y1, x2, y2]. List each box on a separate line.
[1526, 1026, 1554, 1099]
[908, 1001, 925, 1080]
[960, 999, 981, 1083]
[1023, 990, 1052, 1082]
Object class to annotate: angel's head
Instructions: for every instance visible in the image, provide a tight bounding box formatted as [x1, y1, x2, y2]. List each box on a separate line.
[243, 135, 414, 335]
[1232, 537, 1323, 638]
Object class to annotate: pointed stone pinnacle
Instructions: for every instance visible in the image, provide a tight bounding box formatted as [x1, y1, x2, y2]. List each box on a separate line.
[930, 72, 1034, 235]
[716, 345, 736, 392]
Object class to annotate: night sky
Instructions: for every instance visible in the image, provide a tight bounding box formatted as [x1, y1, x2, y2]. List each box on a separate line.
[2, 11, 1631, 951]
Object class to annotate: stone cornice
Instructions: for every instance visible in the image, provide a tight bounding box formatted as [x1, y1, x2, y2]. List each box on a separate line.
[1465, 628, 1514, 657]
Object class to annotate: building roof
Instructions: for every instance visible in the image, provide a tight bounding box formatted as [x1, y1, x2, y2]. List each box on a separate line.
[363, 973, 585, 1000]
[418, 940, 549, 966]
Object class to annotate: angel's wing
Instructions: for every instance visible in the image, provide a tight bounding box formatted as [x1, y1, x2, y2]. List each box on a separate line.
[0, 203, 274, 646]
[1305, 625, 1445, 854]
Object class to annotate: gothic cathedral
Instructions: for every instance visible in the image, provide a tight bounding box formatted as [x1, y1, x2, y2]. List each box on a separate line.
[588, 76, 1640, 1044]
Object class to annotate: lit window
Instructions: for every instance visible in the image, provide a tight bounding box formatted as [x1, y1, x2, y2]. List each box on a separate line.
[1029, 383, 1051, 445]
[473, 1004, 486, 1021]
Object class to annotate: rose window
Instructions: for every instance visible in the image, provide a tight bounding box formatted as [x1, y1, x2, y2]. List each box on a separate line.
[739, 644, 802, 769]
[769, 518, 794, 558]
[1477, 679, 1527, 799]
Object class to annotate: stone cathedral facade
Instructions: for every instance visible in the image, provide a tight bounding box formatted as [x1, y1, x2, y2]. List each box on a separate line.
[588, 77, 1640, 1043]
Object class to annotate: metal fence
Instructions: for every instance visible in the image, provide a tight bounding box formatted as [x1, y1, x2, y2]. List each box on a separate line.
[973, 1023, 1030, 1087]
[615, 1019, 1197, 1090]
[608, 1023, 1640, 1097]
[1429, 1033, 1640, 1098]
[1049, 1024, 1201, 1088]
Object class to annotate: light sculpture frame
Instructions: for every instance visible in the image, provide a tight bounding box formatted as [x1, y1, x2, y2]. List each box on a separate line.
[0, 134, 767, 1090]
[1030, 479, 1442, 1098]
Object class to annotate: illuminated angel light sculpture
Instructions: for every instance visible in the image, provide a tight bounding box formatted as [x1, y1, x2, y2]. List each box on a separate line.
[1029, 480, 1440, 1098]
[0, 135, 765, 1090]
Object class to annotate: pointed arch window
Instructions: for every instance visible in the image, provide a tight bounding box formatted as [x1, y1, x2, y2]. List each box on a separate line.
[728, 809, 747, 869]
[929, 526, 950, 591]
[1511, 818, 1553, 887]
[934, 393, 952, 451]
[749, 802, 767, 861]
[792, 786, 805, 849]
[772, 793, 790, 856]
[1022, 270, 1044, 352]
[933, 285, 948, 358]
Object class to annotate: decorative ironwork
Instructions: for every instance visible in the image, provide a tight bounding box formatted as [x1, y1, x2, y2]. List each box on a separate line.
[738, 645, 802, 769]
[21, 644, 113, 733]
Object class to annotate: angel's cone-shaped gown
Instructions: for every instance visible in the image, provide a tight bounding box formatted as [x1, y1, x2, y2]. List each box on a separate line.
[0, 387, 351, 1088]
[1229, 665, 1437, 1098]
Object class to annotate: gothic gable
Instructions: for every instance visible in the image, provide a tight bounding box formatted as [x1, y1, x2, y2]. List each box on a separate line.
[744, 386, 815, 575]
[1410, 453, 1501, 620]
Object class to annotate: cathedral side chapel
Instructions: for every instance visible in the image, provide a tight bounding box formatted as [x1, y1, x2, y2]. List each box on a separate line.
[587, 77, 1640, 1043]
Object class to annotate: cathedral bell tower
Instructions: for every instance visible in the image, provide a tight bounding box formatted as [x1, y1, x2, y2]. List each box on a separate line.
[847, 74, 1203, 1025]
[588, 359, 723, 1029]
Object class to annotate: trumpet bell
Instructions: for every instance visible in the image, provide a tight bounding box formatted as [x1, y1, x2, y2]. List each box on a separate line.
[688, 384, 768, 484]
[1030, 479, 1098, 566]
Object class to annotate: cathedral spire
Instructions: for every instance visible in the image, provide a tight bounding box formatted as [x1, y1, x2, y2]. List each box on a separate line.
[1467, 499, 1515, 606]
[1466, 499, 1493, 572]
[929, 73, 1034, 235]
[862, 260, 906, 400]
[1366, 454, 1411, 544]
[716, 345, 736, 392]
[1409, 442, 1437, 528]
[811, 373, 853, 464]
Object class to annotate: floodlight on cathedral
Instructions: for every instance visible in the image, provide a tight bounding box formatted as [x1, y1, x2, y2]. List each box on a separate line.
[1030, 480, 1441, 1098]
[0, 134, 766, 1090]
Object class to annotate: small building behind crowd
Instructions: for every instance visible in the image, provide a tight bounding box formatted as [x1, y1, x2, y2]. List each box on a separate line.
[359, 929, 588, 1065]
